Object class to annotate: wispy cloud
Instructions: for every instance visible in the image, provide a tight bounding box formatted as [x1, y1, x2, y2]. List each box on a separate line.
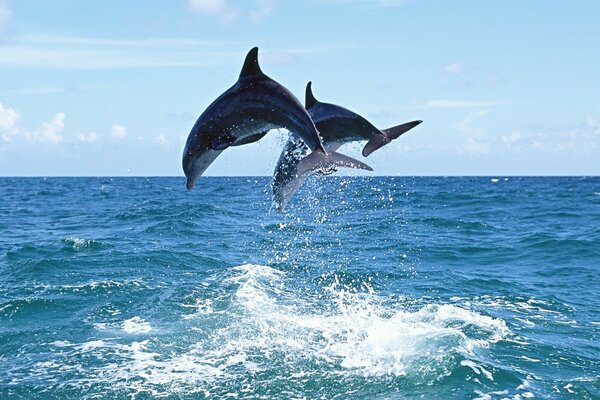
[0, 34, 313, 69]
[188, 0, 275, 24]
[443, 62, 463, 75]
[18, 34, 228, 48]
[110, 125, 127, 140]
[501, 131, 522, 144]
[425, 100, 511, 109]
[77, 132, 97, 143]
[155, 133, 169, 146]
[188, 0, 239, 24]
[586, 115, 600, 135]
[453, 110, 488, 135]
[0, 35, 241, 69]
[459, 138, 491, 155]
[324, 0, 416, 7]
[9, 87, 66, 96]
[250, 0, 275, 23]
[0, 40, 234, 69]
[0, 0, 13, 38]
[457, 115, 600, 157]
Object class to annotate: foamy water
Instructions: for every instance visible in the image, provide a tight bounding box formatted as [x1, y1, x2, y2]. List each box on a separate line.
[7, 264, 514, 398]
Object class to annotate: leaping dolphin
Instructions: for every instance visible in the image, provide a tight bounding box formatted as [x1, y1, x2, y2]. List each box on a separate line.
[182, 48, 372, 190]
[272, 81, 422, 211]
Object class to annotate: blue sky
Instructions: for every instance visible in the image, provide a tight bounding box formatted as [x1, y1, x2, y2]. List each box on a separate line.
[0, 0, 598, 176]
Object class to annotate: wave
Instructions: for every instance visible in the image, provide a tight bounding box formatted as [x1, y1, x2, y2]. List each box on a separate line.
[13, 264, 514, 398]
[62, 237, 103, 250]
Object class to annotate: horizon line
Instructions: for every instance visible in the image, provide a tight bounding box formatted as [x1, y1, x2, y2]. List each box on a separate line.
[0, 175, 598, 179]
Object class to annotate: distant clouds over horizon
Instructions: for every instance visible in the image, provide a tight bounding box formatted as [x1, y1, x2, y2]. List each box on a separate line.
[0, 0, 599, 176]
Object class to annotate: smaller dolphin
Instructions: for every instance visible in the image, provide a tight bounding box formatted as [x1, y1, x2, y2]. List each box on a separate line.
[182, 48, 372, 190]
[272, 82, 422, 211]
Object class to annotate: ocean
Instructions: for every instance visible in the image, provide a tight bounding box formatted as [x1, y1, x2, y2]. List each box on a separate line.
[0, 176, 598, 399]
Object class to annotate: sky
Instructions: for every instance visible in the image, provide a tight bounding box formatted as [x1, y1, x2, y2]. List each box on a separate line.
[0, 0, 599, 176]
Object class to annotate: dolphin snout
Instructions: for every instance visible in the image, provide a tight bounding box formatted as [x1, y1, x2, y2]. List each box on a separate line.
[182, 148, 222, 190]
[182, 152, 198, 190]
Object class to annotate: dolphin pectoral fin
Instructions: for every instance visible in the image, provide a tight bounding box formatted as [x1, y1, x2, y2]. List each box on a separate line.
[296, 149, 372, 177]
[362, 120, 423, 157]
[211, 133, 237, 151]
[382, 120, 423, 140]
[231, 130, 269, 146]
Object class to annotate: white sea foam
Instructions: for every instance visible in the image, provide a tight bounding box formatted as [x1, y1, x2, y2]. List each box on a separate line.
[93, 316, 153, 334]
[60, 278, 144, 291]
[195, 264, 509, 380]
[32, 264, 511, 397]
[473, 389, 508, 400]
[122, 316, 153, 333]
[63, 236, 98, 249]
[77, 340, 107, 351]
[49, 340, 72, 348]
[461, 360, 494, 380]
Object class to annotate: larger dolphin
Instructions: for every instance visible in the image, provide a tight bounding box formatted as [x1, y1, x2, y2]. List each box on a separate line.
[182, 48, 372, 190]
[272, 82, 422, 211]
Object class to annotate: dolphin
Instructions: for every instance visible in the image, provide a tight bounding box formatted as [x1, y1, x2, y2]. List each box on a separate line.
[272, 81, 422, 211]
[182, 47, 372, 190]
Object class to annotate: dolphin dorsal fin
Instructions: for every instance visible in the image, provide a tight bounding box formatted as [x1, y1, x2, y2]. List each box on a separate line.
[239, 47, 262, 78]
[305, 81, 318, 108]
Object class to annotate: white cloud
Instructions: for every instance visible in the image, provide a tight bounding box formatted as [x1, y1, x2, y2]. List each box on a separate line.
[189, 0, 227, 14]
[0, 35, 238, 70]
[27, 113, 65, 143]
[155, 133, 169, 145]
[444, 62, 462, 75]
[77, 132, 97, 142]
[19, 34, 226, 48]
[460, 138, 491, 155]
[453, 110, 488, 136]
[531, 140, 544, 150]
[188, 0, 239, 24]
[250, 0, 275, 23]
[455, 113, 597, 158]
[586, 116, 600, 134]
[501, 131, 522, 144]
[188, 0, 275, 24]
[0, 0, 13, 38]
[110, 124, 127, 139]
[425, 100, 510, 109]
[330, 0, 414, 6]
[9, 87, 66, 96]
[0, 102, 20, 141]
[0, 35, 322, 70]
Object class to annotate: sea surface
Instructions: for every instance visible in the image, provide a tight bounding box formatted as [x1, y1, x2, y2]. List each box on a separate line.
[0, 176, 599, 399]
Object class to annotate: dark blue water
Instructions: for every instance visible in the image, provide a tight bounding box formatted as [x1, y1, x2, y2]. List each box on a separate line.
[1, 177, 599, 399]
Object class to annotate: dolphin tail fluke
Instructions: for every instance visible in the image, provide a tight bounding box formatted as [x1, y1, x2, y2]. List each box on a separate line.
[383, 120, 423, 139]
[362, 120, 422, 157]
[273, 174, 308, 213]
[362, 133, 391, 157]
[296, 149, 372, 177]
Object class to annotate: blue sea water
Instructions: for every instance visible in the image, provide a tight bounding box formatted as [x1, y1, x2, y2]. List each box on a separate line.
[0, 176, 599, 399]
